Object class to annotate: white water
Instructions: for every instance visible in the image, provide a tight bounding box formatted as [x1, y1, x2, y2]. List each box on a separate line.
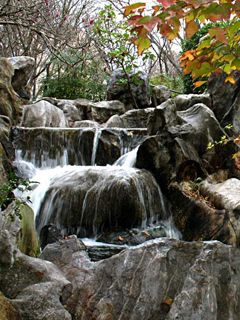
[114, 146, 139, 168]
[91, 127, 102, 166]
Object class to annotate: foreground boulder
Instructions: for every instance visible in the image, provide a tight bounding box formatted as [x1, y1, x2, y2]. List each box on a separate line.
[35, 166, 165, 237]
[21, 100, 67, 127]
[41, 236, 240, 320]
[0, 202, 72, 320]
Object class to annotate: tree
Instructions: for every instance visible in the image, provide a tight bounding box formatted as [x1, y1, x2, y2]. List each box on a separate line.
[124, 0, 240, 87]
[0, 0, 96, 98]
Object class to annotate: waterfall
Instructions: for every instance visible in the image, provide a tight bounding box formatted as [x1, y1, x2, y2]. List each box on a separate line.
[114, 146, 139, 167]
[91, 128, 102, 165]
[13, 124, 180, 242]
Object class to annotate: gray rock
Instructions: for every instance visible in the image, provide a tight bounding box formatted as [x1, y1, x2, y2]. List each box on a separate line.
[207, 71, 240, 124]
[121, 108, 154, 128]
[0, 203, 72, 320]
[152, 85, 172, 106]
[107, 69, 151, 109]
[200, 178, 240, 212]
[7, 56, 35, 100]
[105, 114, 124, 128]
[21, 100, 67, 127]
[73, 120, 100, 128]
[92, 100, 126, 124]
[174, 93, 211, 111]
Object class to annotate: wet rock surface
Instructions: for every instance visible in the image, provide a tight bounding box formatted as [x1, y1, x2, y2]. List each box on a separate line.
[36, 166, 165, 238]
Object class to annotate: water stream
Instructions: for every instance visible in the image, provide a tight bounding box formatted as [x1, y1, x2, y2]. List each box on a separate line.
[14, 125, 181, 245]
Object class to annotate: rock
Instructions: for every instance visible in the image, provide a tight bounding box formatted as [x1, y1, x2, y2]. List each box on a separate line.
[43, 237, 240, 320]
[73, 120, 100, 128]
[57, 101, 81, 127]
[136, 133, 204, 188]
[200, 178, 240, 212]
[92, 100, 126, 124]
[207, 71, 240, 124]
[16, 204, 40, 257]
[105, 108, 154, 128]
[176, 103, 225, 155]
[39, 224, 63, 250]
[148, 98, 180, 135]
[40, 235, 86, 264]
[0, 292, 20, 320]
[167, 181, 237, 245]
[0, 202, 72, 320]
[174, 93, 211, 111]
[95, 129, 121, 165]
[152, 85, 172, 106]
[35, 166, 165, 237]
[87, 245, 124, 262]
[96, 224, 167, 246]
[0, 58, 20, 123]
[107, 69, 151, 109]
[121, 108, 154, 128]
[21, 100, 67, 127]
[105, 114, 124, 128]
[7, 56, 35, 100]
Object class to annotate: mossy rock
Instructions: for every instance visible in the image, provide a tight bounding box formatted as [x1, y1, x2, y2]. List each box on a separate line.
[0, 292, 20, 320]
[17, 204, 40, 257]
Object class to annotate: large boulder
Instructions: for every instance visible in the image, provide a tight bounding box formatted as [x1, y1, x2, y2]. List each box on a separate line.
[0, 202, 72, 320]
[107, 69, 151, 109]
[7, 56, 34, 100]
[207, 71, 240, 126]
[21, 100, 67, 127]
[41, 236, 240, 320]
[92, 100, 126, 124]
[35, 166, 165, 237]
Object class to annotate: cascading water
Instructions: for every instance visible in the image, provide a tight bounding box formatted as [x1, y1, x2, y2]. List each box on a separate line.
[13, 124, 180, 244]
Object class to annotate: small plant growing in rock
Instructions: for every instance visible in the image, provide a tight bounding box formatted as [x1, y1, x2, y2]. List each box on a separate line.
[0, 171, 33, 217]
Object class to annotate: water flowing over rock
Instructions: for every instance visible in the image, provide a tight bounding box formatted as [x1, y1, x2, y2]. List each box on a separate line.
[107, 69, 151, 109]
[13, 127, 147, 167]
[21, 100, 67, 127]
[41, 236, 240, 320]
[34, 166, 166, 238]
